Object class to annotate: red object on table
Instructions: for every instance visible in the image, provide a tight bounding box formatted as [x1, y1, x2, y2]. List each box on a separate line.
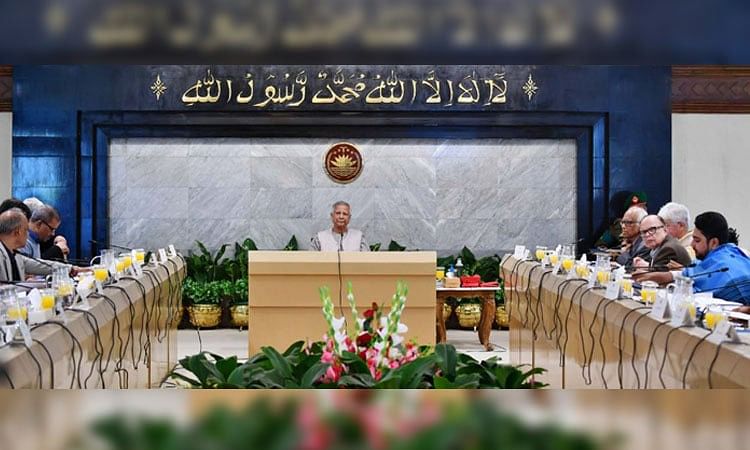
[479, 281, 499, 287]
[460, 274, 481, 287]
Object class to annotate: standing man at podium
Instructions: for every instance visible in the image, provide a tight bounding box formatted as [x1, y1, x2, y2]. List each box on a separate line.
[310, 201, 370, 251]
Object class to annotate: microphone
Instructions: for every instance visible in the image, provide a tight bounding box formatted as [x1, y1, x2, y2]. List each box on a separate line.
[689, 267, 729, 278]
[17, 251, 55, 268]
[626, 262, 697, 272]
[89, 239, 133, 251]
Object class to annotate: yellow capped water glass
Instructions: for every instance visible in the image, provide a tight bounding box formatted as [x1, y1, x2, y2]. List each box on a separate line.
[41, 289, 56, 310]
[596, 270, 611, 286]
[135, 248, 145, 264]
[115, 259, 126, 273]
[436, 266, 445, 281]
[121, 254, 133, 268]
[93, 265, 108, 283]
[620, 274, 633, 298]
[535, 246, 547, 261]
[548, 252, 559, 266]
[7, 305, 28, 321]
[561, 257, 574, 272]
[641, 281, 658, 304]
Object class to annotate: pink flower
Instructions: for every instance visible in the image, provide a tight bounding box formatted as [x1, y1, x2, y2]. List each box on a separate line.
[321, 349, 335, 364]
[389, 360, 400, 369]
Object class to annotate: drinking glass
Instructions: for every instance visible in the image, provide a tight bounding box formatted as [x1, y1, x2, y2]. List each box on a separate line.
[548, 251, 559, 266]
[620, 274, 634, 298]
[41, 288, 56, 310]
[535, 246, 547, 262]
[641, 281, 658, 304]
[134, 248, 146, 265]
[704, 305, 725, 330]
[93, 264, 108, 283]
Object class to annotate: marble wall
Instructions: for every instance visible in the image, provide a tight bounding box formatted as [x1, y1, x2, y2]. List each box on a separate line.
[109, 138, 577, 256]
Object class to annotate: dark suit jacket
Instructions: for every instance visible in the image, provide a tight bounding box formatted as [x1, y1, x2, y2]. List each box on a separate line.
[616, 236, 651, 266]
[650, 235, 693, 269]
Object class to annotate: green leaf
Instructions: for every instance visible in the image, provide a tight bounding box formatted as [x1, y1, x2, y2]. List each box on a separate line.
[243, 238, 258, 251]
[300, 362, 329, 388]
[369, 242, 381, 252]
[339, 351, 370, 374]
[459, 246, 477, 269]
[168, 371, 201, 387]
[337, 373, 375, 388]
[261, 346, 293, 380]
[282, 341, 306, 357]
[215, 356, 239, 380]
[387, 240, 406, 251]
[283, 235, 299, 251]
[393, 355, 436, 388]
[452, 373, 482, 388]
[434, 344, 457, 381]
[433, 376, 455, 389]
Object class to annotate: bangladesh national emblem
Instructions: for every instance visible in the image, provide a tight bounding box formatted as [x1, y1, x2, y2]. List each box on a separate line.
[324, 142, 363, 184]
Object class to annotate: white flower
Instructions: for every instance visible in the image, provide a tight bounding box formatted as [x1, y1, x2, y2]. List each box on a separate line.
[380, 317, 389, 329]
[391, 334, 405, 347]
[397, 323, 408, 334]
[332, 316, 346, 331]
[334, 331, 348, 346]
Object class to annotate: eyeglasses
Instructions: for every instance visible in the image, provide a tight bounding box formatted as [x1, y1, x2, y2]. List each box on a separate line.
[621, 220, 639, 226]
[639, 225, 664, 237]
[41, 220, 58, 234]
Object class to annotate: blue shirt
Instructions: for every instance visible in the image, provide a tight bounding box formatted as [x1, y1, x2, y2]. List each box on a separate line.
[683, 244, 750, 304]
[19, 230, 41, 259]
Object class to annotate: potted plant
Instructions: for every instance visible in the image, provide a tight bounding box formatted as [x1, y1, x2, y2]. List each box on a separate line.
[183, 279, 223, 328]
[456, 297, 482, 328]
[229, 278, 248, 328]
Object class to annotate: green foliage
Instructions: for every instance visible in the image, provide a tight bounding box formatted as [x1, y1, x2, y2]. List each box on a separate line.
[283, 235, 299, 251]
[84, 398, 605, 450]
[369, 242, 382, 251]
[387, 240, 406, 251]
[170, 341, 546, 389]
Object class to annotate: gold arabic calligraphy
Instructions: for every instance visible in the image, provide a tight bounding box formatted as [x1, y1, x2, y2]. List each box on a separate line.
[180, 69, 522, 107]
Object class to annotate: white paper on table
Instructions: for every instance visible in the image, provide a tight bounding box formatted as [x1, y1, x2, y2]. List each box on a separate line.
[693, 296, 742, 309]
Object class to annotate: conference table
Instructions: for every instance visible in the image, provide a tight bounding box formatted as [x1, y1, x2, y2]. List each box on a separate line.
[0, 255, 185, 389]
[501, 255, 750, 388]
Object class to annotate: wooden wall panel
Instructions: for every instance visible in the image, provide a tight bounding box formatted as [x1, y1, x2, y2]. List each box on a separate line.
[672, 66, 750, 113]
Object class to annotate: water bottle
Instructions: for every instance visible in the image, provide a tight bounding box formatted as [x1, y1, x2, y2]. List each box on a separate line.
[447, 264, 456, 278]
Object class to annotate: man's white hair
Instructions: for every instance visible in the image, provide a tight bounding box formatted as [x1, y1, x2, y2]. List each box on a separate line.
[23, 197, 44, 212]
[331, 201, 351, 213]
[658, 202, 691, 226]
[625, 206, 647, 222]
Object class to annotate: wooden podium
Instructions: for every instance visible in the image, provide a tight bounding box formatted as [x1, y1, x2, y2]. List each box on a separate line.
[248, 251, 436, 355]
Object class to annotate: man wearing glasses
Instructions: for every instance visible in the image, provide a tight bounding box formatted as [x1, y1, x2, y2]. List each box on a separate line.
[632, 214, 692, 274]
[616, 206, 650, 266]
[19, 205, 61, 259]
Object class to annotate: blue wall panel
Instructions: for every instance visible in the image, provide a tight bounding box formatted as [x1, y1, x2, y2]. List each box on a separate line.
[12, 65, 672, 258]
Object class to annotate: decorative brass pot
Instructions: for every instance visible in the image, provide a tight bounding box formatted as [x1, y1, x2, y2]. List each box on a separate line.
[442, 303, 452, 322]
[495, 304, 509, 328]
[456, 303, 482, 328]
[229, 304, 249, 328]
[188, 304, 221, 328]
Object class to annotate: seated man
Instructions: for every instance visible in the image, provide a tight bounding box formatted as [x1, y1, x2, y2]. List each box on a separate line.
[22, 198, 70, 261]
[616, 206, 650, 266]
[632, 214, 692, 273]
[596, 191, 648, 249]
[0, 209, 71, 282]
[310, 201, 369, 252]
[20, 205, 61, 259]
[658, 202, 695, 260]
[637, 212, 750, 304]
